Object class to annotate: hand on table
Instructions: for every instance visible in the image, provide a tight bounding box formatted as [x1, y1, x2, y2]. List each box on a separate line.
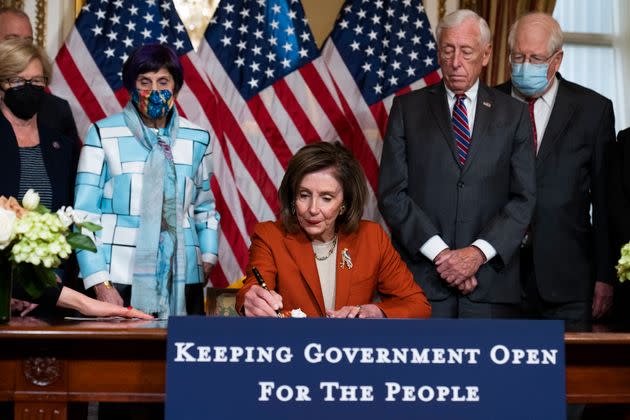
[10, 299, 38, 316]
[326, 304, 384, 318]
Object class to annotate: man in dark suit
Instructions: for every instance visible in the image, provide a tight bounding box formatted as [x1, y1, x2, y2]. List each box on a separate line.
[495, 12, 615, 327]
[378, 9, 536, 318]
[0, 7, 79, 144]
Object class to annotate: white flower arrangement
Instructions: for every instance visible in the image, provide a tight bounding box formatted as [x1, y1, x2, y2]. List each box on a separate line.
[0, 190, 100, 298]
[616, 242, 630, 283]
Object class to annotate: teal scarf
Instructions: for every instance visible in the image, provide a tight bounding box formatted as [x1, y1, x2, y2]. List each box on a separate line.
[123, 102, 186, 317]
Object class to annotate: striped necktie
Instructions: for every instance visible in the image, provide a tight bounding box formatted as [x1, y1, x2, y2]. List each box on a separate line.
[452, 94, 471, 165]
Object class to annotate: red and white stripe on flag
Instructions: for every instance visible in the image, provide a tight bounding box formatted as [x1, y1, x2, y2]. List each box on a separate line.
[196, 0, 368, 285]
[321, 0, 442, 184]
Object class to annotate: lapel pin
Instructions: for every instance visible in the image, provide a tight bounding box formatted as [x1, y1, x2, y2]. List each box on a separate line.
[483, 101, 492, 108]
[340, 248, 353, 269]
[52, 141, 61, 150]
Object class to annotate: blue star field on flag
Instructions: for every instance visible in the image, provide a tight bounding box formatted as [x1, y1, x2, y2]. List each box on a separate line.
[329, 0, 440, 105]
[75, 0, 193, 91]
[204, 0, 319, 100]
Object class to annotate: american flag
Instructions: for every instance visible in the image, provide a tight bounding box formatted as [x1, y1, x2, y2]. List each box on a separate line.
[48, 0, 219, 143]
[321, 0, 441, 178]
[48, 0, 442, 288]
[197, 0, 357, 286]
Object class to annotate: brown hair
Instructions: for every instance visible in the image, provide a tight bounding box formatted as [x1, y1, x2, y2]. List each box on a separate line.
[0, 38, 50, 81]
[278, 141, 367, 234]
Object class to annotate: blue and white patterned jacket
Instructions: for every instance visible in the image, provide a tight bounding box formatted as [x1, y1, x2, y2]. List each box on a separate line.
[74, 113, 220, 288]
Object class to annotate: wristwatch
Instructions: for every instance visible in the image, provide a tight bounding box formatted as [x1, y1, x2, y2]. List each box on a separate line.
[101, 280, 113, 289]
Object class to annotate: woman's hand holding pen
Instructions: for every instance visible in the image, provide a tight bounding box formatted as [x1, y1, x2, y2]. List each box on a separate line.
[243, 285, 283, 317]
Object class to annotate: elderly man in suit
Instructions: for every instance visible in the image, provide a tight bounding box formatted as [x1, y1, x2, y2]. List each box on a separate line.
[495, 12, 615, 327]
[0, 7, 79, 144]
[378, 9, 536, 318]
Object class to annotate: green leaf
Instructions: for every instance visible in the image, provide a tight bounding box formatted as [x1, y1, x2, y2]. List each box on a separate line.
[34, 204, 51, 214]
[13, 263, 57, 299]
[78, 221, 102, 232]
[66, 232, 97, 252]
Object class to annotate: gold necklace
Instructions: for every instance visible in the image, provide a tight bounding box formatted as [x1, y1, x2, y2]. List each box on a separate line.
[314, 235, 338, 261]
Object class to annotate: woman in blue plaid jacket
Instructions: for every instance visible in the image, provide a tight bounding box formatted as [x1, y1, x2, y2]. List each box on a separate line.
[74, 44, 219, 317]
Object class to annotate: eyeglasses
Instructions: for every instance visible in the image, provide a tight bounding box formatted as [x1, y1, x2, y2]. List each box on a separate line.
[509, 51, 560, 65]
[2, 76, 48, 88]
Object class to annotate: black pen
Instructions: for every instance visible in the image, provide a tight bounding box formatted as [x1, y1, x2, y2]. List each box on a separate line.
[252, 266, 281, 316]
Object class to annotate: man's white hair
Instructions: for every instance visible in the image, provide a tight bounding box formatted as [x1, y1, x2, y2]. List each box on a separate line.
[436, 9, 492, 46]
[508, 12, 564, 56]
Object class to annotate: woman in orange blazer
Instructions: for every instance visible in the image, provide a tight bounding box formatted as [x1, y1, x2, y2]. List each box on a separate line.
[236, 142, 431, 319]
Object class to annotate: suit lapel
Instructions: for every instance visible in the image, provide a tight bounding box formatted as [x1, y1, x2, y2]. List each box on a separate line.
[536, 78, 574, 166]
[428, 82, 460, 166]
[461, 84, 493, 176]
[283, 231, 326, 316]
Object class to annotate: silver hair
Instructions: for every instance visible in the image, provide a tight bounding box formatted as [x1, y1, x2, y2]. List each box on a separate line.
[508, 12, 564, 56]
[436, 9, 492, 46]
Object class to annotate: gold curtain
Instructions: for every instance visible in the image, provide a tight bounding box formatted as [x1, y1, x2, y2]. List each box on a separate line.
[461, 0, 556, 86]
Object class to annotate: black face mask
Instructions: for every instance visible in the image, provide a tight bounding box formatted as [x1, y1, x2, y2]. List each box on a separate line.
[2, 84, 45, 120]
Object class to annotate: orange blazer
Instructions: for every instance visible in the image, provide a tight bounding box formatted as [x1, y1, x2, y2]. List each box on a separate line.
[236, 220, 431, 318]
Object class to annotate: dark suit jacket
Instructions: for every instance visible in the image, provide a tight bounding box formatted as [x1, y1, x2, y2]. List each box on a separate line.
[496, 74, 615, 302]
[609, 127, 630, 321]
[235, 221, 431, 318]
[378, 81, 536, 304]
[609, 128, 630, 264]
[38, 93, 80, 145]
[0, 110, 79, 211]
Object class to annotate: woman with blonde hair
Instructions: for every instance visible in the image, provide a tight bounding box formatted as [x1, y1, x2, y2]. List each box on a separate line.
[0, 39, 78, 217]
[0, 39, 79, 315]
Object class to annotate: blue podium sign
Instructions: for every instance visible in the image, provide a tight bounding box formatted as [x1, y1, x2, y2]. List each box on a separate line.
[166, 318, 565, 419]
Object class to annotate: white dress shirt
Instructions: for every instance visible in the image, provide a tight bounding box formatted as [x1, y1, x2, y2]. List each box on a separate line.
[511, 76, 560, 153]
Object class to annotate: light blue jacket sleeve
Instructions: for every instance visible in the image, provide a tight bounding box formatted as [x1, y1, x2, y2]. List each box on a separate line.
[74, 123, 110, 288]
[193, 131, 220, 264]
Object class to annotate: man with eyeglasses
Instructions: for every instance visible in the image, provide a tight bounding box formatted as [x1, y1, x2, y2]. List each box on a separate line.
[0, 7, 79, 145]
[379, 9, 535, 318]
[495, 12, 615, 329]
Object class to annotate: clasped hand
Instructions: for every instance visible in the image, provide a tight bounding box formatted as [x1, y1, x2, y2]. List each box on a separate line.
[435, 247, 485, 294]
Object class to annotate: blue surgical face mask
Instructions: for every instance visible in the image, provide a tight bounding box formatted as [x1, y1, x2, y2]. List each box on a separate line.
[511, 62, 550, 97]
